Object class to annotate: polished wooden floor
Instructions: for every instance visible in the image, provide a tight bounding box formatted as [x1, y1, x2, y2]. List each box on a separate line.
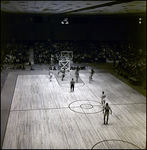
[2, 70, 146, 149]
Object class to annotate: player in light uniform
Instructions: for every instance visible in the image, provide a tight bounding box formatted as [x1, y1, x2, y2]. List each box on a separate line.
[101, 91, 106, 105]
[75, 70, 79, 82]
[49, 72, 52, 81]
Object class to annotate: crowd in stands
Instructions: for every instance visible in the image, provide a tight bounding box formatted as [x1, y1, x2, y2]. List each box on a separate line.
[34, 42, 54, 64]
[114, 43, 146, 86]
[1, 42, 29, 71]
[1, 40, 146, 86]
[33, 41, 108, 64]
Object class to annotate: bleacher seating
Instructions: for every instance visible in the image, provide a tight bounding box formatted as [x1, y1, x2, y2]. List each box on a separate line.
[1, 41, 146, 86]
[1, 42, 29, 71]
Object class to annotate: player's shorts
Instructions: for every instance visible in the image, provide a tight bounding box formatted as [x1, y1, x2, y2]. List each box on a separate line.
[101, 99, 106, 102]
[104, 111, 109, 117]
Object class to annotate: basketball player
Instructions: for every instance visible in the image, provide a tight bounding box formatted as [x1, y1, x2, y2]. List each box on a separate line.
[89, 68, 94, 83]
[49, 72, 52, 81]
[101, 91, 106, 105]
[76, 66, 80, 72]
[103, 103, 112, 124]
[62, 72, 65, 81]
[102, 99, 106, 110]
[75, 70, 79, 82]
[70, 78, 75, 92]
[58, 65, 62, 75]
[91, 68, 95, 79]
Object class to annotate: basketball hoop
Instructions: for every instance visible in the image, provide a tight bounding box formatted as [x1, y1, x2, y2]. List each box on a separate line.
[59, 51, 73, 71]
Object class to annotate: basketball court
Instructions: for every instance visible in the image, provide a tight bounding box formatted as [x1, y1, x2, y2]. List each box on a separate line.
[1, 68, 146, 149]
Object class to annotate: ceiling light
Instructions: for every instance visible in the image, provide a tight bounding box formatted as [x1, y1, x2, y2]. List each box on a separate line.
[64, 18, 68, 21]
[61, 18, 69, 24]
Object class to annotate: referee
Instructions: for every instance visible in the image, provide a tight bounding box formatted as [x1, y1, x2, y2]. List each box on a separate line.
[70, 78, 75, 92]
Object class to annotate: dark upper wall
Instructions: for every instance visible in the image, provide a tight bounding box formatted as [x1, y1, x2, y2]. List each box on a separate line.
[1, 12, 15, 41]
[1, 12, 146, 44]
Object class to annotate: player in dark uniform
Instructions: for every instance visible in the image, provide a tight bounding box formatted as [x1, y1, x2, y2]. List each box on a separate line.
[62, 72, 65, 81]
[70, 78, 75, 92]
[91, 68, 95, 79]
[76, 66, 80, 72]
[61, 68, 66, 81]
[103, 103, 112, 124]
[89, 68, 95, 83]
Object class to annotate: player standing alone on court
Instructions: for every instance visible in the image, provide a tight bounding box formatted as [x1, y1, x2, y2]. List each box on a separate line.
[75, 70, 79, 82]
[49, 72, 52, 81]
[89, 68, 95, 83]
[70, 78, 75, 92]
[103, 103, 112, 124]
[91, 68, 95, 79]
[101, 91, 106, 105]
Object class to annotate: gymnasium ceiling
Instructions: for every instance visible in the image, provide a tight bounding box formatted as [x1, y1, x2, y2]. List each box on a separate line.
[1, 1, 146, 16]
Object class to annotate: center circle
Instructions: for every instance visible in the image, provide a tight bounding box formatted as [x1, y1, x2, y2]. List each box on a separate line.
[68, 100, 102, 114]
[80, 104, 93, 109]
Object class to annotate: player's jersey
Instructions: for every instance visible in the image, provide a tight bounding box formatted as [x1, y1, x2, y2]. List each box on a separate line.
[105, 105, 110, 112]
[70, 80, 75, 85]
[91, 70, 94, 74]
[102, 94, 106, 100]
